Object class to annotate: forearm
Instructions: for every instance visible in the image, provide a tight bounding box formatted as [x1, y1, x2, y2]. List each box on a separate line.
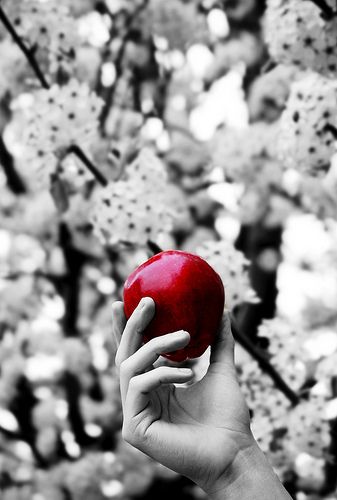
[204, 442, 292, 500]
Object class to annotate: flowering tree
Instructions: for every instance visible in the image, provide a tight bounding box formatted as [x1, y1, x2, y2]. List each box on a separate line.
[0, 0, 337, 499]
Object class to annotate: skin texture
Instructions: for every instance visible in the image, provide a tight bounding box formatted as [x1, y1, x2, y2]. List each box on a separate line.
[112, 297, 292, 499]
[123, 251, 225, 362]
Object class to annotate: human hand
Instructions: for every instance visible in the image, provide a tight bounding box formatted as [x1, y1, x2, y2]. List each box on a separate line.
[112, 297, 255, 495]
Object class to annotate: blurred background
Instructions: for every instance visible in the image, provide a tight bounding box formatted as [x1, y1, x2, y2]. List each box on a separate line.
[1, 0, 337, 498]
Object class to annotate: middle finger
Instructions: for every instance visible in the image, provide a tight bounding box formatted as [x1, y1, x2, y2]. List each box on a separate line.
[119, 330, 190, 404]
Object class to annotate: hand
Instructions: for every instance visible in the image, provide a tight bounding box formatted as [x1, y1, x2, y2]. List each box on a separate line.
[112, 297, 255, 494]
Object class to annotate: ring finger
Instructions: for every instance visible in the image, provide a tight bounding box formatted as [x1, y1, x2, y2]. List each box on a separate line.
[119, 330, 190, 404]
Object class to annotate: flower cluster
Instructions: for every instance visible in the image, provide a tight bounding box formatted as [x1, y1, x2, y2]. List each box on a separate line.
[239, 355, 291, 422]
[211, 121, 282, 186]
[237, 353, 291, 454]
[282, 397, 330, 459]
[17, 79, 103, 189]
[265, 0, 337, 78]
[196, 240, 259, 308]
[91, 148, 179, 246]
[2, 0, 79, 72]
[237, 349, 331, 473]
[277, 72, 337, 176]
[258, 317, 308, 390]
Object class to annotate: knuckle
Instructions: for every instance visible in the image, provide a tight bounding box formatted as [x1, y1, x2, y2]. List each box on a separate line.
[127, 316, 144, 335]
[119, 359, 131, 376]
[128, 376, 140, 391]
[122, 423, 145, 448]
[148, 335, 166, 353]
[154, 366, 168, 382]
[134, 325, 145, 336]
[154, 336, 167, 349]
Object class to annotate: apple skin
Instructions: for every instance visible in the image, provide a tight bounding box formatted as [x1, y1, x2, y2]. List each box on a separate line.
[123, 250, 225, 362]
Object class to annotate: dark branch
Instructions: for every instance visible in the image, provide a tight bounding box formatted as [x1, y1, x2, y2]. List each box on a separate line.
[59, 223, 85, 336]
[0, 135, 26, 193]
[99, 0, 149, 132]
[95, 1, 114, 18]
[0, 6, 50, 89]
[147, 240, 163, 255]
[9, 375, 48, 467]
[68, 145, 108, 187]
[306, 0, 336, 19]
[230, 314, 300, 406]
[260, 58, 277, 75]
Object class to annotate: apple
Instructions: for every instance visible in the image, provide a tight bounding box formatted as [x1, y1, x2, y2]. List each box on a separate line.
[123, 250, 225, 362]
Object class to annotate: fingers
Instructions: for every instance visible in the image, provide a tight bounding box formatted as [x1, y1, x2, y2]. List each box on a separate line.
[115, 297, 155, 370]
[112, 301, 127, 347]
[123, 366, 193, 429]
[209, 312, 235, 373]
[119, 330, 190, 403]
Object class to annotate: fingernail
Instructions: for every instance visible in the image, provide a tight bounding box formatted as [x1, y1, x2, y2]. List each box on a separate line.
[139, 297, 147, 309]
[175, 330, 188, 337]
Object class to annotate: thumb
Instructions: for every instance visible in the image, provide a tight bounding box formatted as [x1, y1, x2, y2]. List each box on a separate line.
[209, 311, 235, 372]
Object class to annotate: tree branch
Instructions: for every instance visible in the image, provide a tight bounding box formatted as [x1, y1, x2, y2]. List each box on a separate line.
[0, 6, 50, 89]
[9, 375, 48, 467]
[59, 223, 86, 337]
[230, 314, 300, 406]
[0, 135, 26, 194]
[147, 240, 163, 255]
[68, 145, 108, 187]
[99, 0, 149, 132]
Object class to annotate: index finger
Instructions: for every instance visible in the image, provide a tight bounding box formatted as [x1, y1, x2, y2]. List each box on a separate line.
[115, 297, 155, 371]
[112, 301, 127, 347]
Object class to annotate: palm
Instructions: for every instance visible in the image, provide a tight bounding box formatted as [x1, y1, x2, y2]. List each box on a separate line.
[141, 367, 252, 488]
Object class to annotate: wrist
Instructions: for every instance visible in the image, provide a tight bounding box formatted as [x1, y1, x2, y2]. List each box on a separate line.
[203, 439, 291, 500]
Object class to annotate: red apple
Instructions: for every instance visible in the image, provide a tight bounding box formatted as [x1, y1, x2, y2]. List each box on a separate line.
[123, 250, 225, 362]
